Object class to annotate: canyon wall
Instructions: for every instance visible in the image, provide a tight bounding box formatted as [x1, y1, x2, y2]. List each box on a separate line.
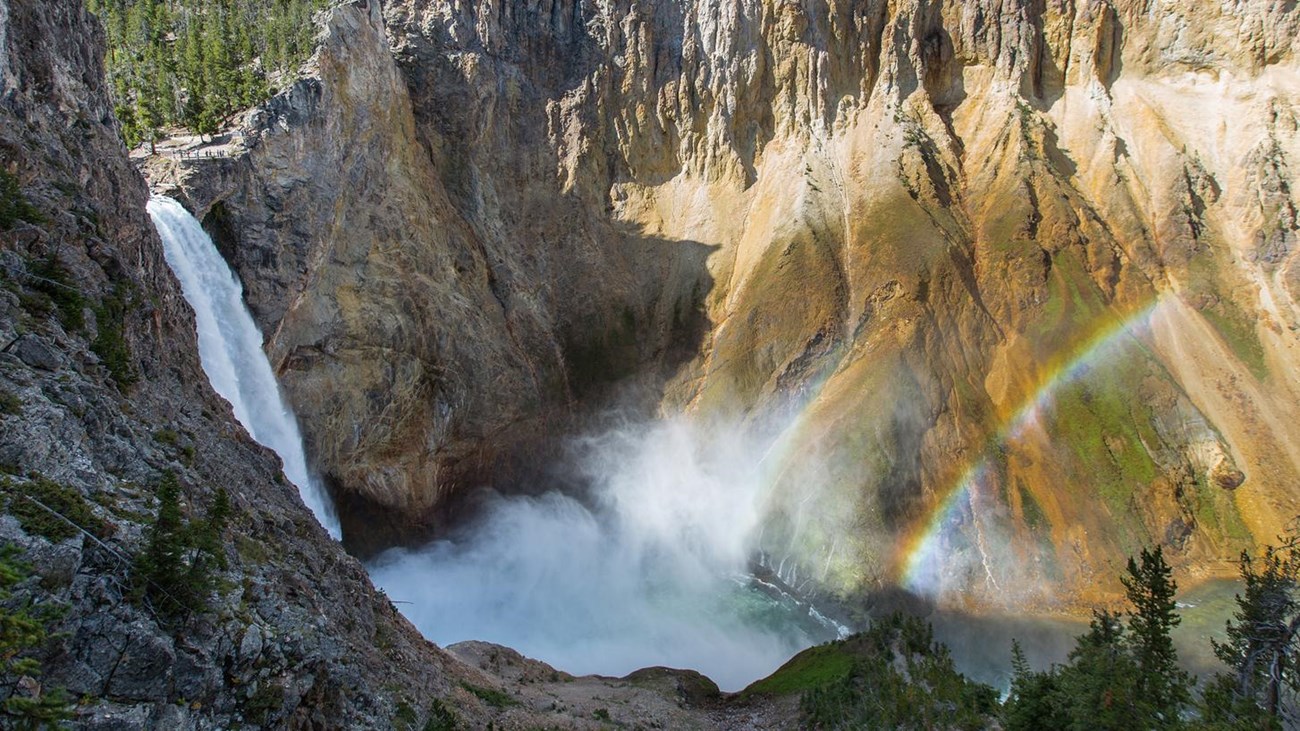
[3, 1, 740, 726]
[153, 0, 1300, 608]
[0, 0, 621, 725]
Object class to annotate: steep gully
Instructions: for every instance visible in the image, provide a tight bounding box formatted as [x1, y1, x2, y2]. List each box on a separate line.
[148, 193, 847, 690]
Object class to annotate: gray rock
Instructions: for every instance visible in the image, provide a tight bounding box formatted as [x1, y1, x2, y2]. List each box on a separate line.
[10, 335, 64, 371]
[105, 629, 175, 701]
[238, 624, 263, 664]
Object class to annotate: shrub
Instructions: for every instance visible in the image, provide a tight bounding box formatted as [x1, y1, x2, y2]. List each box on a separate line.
[0, 475, 111, 543]
[792, 614, 999, 730]
[29, 255, 85, 332]
[423, 699, 462, 731]
[132, 472, 230, 622]
[458, 681, 516, 709]
[0, 169, 42, 229]
[0, 544, 73, 727]
[91, 284, 136, 389]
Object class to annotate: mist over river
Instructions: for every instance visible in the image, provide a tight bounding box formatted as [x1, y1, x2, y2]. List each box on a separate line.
[152, 194, 1242, 695]
[368, 417, 844, 691]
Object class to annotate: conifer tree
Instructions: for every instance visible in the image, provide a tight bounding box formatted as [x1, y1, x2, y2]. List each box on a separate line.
[90, 0, 330, 145]
[1206, 531, 1300, 726]
[1124, 546, 1193, 726]
[0, 545, 73, 727]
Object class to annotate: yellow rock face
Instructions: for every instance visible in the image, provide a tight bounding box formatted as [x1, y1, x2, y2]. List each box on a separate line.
[577, 0, 1300, 607]
[165, 0, 1300, 605]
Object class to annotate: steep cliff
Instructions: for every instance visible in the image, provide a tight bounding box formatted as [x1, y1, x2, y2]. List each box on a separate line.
[152, 0, 1300, 609]
[0, 0, 735, 727]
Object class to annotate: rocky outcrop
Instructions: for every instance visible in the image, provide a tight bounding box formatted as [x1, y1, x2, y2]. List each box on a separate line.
[0, 0, 745, 727]
[149, 0, 712, 552]
[151, 0, 1300, 608]
[0, 0, 479, 725]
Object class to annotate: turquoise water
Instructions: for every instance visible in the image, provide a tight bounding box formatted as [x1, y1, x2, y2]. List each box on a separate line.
[929, 579, 1243, 689]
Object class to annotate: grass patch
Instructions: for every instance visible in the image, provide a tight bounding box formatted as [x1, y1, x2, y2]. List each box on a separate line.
[1017, 482, 1048, 531]
[1186, 247, 1268, 379]
[1187, 470, 1253, 545]
[0, 169, 43, 229]
[1044, 357, 1160, 536]
[0, 475, 111, 543]
[797, 614, 999, 730]
[1200, 304, 1267, 380]
[0, 389, 21, 416]
[459, 681, 517, 709]
[91, 284, 135, 389]
[742, 640, 856, 697]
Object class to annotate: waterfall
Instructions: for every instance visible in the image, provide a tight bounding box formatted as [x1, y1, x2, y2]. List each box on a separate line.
[147, 195, 341, 539]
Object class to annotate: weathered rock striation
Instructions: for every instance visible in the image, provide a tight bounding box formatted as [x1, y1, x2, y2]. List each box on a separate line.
[151, 0, 1300, 608]
[0, 0, 738, 727]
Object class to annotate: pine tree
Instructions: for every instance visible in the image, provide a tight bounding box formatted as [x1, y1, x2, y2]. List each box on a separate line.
[1004, 640, 1071, 731]
[1057, 610, 1146, 731]
[134, 471, 192, 618]
[1208, 534, 1300, 726]
[89, 0, 331, 145]
[1124, 546, 1193, 726]
[0, 545, 73, 727]
[133, 473, 231, 623]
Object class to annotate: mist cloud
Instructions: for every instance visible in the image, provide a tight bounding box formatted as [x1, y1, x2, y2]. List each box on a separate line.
[367, 416, 832, 691]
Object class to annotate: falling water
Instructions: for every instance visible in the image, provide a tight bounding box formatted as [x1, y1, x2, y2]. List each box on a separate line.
[147, 195, 340, 539]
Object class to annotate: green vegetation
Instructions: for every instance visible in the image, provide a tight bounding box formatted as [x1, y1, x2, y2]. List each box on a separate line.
[794, 614, 1000, 729]
[0, 169, 42, 230]
[1017, 482, 1049, 531]
[88, 0, 329, 146]
[0, 544, 74, 728]
[29, 255, 86, 333]
[1004, 547, 1196, 730]
[1200, 304, 1268, 382]
[458, 681, 517, 709]
[132, 471, 230, 622]
[91, 284, 136, 389]
[744, 615, 1000, 728]
[245, 681, 285, 725]
[0, 390, 21, 417]
[1199, 526, 1300, 728]
[1186, 248, 1268, 380]
[393, 700, 419, 730]
[0, 475, 111, 543]
[422, 699, 462, 731]
[757, 541, 1300, 728]
[743, 640, 856, 697]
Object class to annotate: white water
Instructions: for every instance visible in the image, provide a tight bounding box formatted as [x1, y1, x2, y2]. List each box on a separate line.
[369, 417, 830, 691]
[148, 194, 826, 689]
[148, 195, 340, 538]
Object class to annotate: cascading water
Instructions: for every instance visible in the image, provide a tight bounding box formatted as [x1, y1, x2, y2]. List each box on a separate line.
[147, 195, 835, 690]
[147, 195, 340, 539]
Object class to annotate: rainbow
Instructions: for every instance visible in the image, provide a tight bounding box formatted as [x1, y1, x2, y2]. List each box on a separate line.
[894, 295, 1168, 596]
